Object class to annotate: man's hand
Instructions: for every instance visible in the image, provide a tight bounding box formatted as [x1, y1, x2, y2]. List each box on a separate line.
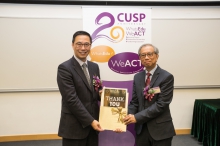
[113, 128, 123, 133]
[99, 90, 103, 97]
[123, 114, 137, 125]
[91, 120, 104, 132]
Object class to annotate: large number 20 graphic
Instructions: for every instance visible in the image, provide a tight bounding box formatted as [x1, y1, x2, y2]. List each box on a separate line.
[91, 12, 115, 42]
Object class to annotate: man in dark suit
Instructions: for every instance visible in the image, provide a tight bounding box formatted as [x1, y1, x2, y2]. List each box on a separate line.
[57, 30, 103, 146]
[124, 44, 176, 146]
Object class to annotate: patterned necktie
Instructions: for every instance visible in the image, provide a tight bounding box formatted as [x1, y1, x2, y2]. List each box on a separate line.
[82, 63, 91, 88]
[145, 72, 151, 87]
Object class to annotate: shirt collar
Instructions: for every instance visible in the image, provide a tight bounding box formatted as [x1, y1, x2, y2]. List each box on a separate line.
[145, 64, 158, 76]
[74, 55, 88, 67]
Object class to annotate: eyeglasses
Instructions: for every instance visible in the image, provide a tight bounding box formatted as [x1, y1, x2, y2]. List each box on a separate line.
[140, 52, 156, 58]
[75, 42, 91, 48]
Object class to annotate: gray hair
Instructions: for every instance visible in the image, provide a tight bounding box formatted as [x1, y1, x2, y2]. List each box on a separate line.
[138, 43, 159, 55]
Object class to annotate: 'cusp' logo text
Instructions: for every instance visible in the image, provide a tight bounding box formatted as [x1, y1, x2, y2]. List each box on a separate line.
[108, 52, 144, 74]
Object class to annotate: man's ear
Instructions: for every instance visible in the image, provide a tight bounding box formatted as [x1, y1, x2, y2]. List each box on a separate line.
[156, 54, 159, 59]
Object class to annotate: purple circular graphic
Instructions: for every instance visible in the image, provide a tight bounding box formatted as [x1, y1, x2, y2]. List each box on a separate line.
[108, 52, 144, 74]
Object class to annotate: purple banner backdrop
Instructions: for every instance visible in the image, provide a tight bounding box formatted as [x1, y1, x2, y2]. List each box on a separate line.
[99, 80, 136, 146]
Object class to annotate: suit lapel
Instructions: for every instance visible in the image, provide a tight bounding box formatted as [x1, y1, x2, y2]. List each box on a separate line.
[71, 56, 92, 92]
[139, 70, 146, 90]
[150, 66, 161, 88]
[138, 71, 146, 104]
[87, 61, 95, 91]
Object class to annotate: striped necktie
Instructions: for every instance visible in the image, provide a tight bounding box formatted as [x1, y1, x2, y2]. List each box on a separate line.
[82, 63, 91, 88]
[145, 72, 151, 87]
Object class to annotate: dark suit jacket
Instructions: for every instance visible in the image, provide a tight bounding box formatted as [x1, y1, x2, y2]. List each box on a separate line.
[57, 56, 101, 139]
[128, 65, 176, 141]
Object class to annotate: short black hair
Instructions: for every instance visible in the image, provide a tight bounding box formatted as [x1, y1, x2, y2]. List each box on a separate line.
[72, 30, 92, 44]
